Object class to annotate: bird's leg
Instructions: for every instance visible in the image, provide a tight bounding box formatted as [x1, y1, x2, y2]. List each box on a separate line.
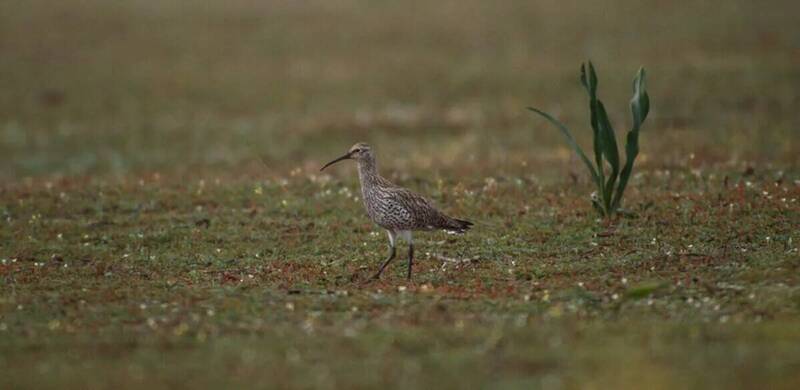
[371, 246, 396, 279]
[407, 243, 414, 280]
[371, 230, 397, 280]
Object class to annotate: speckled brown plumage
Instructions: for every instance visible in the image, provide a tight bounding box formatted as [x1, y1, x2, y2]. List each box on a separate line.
[321, 142, 472, 280]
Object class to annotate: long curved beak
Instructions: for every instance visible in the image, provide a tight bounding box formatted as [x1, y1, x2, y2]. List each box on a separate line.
[320, 152, 352, 171]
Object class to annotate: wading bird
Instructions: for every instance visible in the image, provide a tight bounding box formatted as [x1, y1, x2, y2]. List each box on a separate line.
[321, 143, 472, 280]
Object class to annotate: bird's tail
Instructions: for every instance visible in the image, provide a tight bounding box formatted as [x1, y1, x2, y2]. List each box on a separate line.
[443, 217, 473, 234]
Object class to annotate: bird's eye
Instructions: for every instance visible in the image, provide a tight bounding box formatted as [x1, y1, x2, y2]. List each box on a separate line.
[353, 148, 361, 153]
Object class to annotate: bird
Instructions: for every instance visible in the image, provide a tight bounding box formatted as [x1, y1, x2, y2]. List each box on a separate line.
[320, 142, 473, 281]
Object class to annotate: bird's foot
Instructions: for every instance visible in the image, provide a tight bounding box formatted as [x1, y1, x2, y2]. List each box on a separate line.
[356, 272, 381, 286]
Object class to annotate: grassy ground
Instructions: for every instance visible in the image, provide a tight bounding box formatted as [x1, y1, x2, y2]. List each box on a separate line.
[2, 0, 800, 388]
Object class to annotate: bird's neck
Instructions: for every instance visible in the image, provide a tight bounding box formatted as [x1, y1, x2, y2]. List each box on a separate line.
[356, 157, 380, 186]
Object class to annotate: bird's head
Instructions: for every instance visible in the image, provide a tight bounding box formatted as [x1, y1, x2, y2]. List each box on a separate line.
[320, 142, 373, 171]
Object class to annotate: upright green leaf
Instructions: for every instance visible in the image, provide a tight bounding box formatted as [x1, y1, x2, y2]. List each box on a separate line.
[527, 107, 602, 191]
[595, 101, 620, 210]
[611, 67, 650, 211]
[580, 62, 598, 96]
[630, 68, 650, 130]
[581, 62, 606, 199]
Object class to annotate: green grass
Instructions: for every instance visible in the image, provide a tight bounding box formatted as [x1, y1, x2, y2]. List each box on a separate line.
[3, 172, 799, 388]
[1, 0, 800, 388]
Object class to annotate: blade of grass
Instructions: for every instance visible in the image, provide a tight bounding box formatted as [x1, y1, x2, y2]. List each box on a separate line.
[527, 107, 602, 192]
[591, 196, 605, 216]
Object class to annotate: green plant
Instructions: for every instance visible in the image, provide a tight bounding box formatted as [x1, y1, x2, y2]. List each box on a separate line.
[528, 62, 650, 217]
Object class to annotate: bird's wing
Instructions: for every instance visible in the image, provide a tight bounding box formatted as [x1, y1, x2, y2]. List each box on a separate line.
[381, 186, 436, 209]
[380, 186, 446, 228]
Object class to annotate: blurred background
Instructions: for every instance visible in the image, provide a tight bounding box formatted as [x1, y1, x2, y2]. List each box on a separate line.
[2, 3, 799, 388]
[1, 0, 798, 180]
